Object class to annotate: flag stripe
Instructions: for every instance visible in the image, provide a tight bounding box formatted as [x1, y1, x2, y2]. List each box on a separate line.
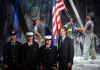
[56, 0, 62, 3]
[53, 25, 58, 39]
[53, 13, 60, 27]
[52, 2, 65, 18]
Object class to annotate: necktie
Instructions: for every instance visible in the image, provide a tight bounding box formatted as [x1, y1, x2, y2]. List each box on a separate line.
[60, 38, 63, 48]
[11, 42, 16, 46]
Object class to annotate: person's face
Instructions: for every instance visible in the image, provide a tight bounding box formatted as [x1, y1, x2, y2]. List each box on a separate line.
[10, 35, 16, 41]
[60, 28, 66, 37]
[45, 39, 51, 46]
[70, 18, 74, 24]
[35, 19, 40, 24]
[27, 36, 33, 42]
[86, 16, 91, 20]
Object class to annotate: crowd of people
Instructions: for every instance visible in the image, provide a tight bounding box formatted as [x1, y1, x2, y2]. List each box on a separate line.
[3, 15, 97, 70]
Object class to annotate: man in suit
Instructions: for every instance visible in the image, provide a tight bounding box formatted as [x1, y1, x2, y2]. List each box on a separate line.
[58, 27, 74, 70]
[40, 35, 57, 70]
[3, 31, 22, 70]
[22, 32, 40, 70]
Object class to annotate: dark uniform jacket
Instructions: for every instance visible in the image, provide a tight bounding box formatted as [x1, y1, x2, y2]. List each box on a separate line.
[58, 37, 74, 63]
[22, 42, 40, 65]
[40, 45, 58, 66]
[3, 41, 22, 64]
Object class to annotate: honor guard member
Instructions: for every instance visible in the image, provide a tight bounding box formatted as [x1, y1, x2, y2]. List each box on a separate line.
[22, 32, 40, 70]
[58, 28, 74, 70]
[40, 35, 57, 70]
[3, 31, 22, 70]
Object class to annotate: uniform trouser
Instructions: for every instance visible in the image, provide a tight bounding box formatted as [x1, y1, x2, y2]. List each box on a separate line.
[59, 61, 72, 70]
[23, 64, 39, 70]
[43, 65, 56, 70]
[4, 64, 22, 70]
[83, 33, 96, 59]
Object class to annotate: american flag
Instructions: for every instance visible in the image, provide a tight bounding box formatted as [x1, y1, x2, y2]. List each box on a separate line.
[52, 0, 66, 39]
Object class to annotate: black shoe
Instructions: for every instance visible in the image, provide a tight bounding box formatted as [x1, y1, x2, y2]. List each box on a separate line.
[91, 56, 96, 59]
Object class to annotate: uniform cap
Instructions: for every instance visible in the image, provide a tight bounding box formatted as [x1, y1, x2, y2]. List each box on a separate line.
[10, 30, 16, 35]
[26, 32, 34, 36]
[44, 35, 52, 40]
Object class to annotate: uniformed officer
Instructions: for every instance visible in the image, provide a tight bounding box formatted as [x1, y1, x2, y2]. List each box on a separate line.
[40, 35, 57, 70]
[22, 32, 40, 70]
[3, 31, 22, 70]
